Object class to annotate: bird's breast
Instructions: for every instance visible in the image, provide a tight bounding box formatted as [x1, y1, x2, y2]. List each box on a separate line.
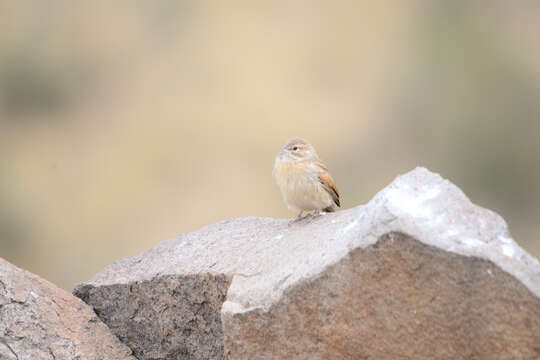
[273, 159, 332, 211]
[273, 160, 314, 187]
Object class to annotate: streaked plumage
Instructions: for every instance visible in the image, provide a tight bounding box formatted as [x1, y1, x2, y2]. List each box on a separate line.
[273, 137, 340, 220]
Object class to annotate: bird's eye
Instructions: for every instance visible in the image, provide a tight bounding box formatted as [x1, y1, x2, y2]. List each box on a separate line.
[292, 146, 298, 151]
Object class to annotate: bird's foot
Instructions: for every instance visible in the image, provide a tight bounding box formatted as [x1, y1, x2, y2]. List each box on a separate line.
[289, 211, 310, 225]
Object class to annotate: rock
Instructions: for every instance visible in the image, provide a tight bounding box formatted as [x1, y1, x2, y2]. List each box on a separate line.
[74, 167, 540, 359]
[0, 258, 135, 360]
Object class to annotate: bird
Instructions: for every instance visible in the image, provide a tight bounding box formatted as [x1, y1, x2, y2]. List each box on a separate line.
[273, 137, 340, 222]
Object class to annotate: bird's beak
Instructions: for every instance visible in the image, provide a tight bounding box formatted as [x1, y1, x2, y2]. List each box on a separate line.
[280, 146, 287, 155]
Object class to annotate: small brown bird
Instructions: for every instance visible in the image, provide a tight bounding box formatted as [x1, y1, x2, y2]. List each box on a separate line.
[273, 137, 340, 221]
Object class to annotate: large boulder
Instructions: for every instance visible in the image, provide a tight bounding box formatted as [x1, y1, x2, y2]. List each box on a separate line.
[0, 258, 135, 360]
[74, 167, 540, 359]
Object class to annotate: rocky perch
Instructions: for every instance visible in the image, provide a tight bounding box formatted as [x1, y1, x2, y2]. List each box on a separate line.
[1, 167, 539, 359]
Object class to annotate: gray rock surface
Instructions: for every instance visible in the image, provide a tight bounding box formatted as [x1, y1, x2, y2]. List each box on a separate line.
[0, 258, 135, 360]
[74, 167, 540, 359]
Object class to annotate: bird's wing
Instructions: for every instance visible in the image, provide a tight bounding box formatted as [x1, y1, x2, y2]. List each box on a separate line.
[315, 161, 340, 207]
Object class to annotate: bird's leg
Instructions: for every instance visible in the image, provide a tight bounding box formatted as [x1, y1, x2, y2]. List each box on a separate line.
[289, 211, 305, 224]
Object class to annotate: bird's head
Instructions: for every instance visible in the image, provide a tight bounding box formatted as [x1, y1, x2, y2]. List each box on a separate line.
[279, 137, 319, 162]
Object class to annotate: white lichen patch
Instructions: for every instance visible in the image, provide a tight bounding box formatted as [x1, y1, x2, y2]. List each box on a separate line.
[501, 244, 516, 257]
[461, 237, 484, 248]
[498, 235, 512, 244]
[444, 229, 460, 237]
[222, 300, 263, 314]
[342, 220, 358, 234]
[385, 184, 441, 219]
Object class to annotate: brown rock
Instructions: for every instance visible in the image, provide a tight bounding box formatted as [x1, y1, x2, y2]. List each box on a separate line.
[74, 167, 540, 359]
[224, 232, 540, 359]
[75, 273, 230, 360]
[0, 258, 135, 360]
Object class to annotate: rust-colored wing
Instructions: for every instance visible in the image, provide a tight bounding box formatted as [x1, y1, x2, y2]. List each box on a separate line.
[316, 162, 340, 208]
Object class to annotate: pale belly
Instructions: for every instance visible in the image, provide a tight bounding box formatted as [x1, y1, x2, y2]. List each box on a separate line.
[273, 161, 333, 212]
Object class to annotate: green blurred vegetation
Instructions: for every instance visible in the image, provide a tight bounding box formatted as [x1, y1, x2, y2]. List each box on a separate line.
[1, 1, 539, 290]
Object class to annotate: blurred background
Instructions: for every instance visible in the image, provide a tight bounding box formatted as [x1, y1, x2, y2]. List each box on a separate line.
[1, 1, 539, 290]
